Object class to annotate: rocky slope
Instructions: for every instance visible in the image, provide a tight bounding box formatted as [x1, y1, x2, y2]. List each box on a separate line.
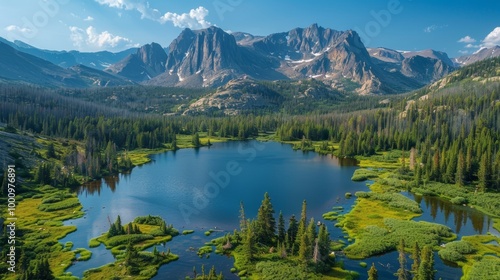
[105, 43, 167, 82]
[0, 41, 133, 88]
[454, 46, 500, 66]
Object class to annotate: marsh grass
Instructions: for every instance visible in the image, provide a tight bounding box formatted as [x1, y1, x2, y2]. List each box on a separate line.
[351, 169, 379, 181]
[6, 188, 85, 279]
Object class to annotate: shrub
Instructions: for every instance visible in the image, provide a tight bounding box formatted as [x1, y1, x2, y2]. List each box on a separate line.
[438, 241, 476, 263]
[105, 234, 154, 247]
[133, 215, 164, 225]
[450, 196, 468, 205]
[38, 198, 81, 212]
[197, 246, 213, 257]
[353, 192, 422, 213]
[344, 219, 453, 259]
[351, 169, 378, 181]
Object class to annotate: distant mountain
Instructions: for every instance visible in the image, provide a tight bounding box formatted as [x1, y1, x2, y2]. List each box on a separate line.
[368, 47, 456, 85]
[0, 41, 133, 88]
[430, 56, 500, 91]
[0, 37, 136, 70]
[5, 25, 499, 95]
[367, 47, 404, 63]
[105, 43, 167, 82]
[69, 64, 135, 87]
[454, 46, 500, 66]
[144, 27, 286, 88]
[402, 49, 455, 67]
[232, 32, 264, 46]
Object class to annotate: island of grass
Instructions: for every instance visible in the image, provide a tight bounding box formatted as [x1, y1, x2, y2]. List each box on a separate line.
[85, 215, 179, 279]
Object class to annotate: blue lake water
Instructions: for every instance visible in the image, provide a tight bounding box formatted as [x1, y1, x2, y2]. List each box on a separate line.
[60, 141, 494, 279]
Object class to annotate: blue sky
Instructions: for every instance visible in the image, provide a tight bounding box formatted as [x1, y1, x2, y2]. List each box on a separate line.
[1, 0, 499, 57]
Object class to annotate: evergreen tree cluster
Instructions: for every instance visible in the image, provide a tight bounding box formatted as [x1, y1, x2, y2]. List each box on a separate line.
[239, 194, 332, 270]
[108, 215, 141, 237]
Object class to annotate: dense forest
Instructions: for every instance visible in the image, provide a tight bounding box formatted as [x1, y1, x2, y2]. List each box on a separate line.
[0, 57, 499, 279]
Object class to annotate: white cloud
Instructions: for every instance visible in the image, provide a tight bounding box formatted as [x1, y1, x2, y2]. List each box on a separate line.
[424, 25, 437, 33]
[482, 27, 500, 48]
[465, 43, 479, 49]
[69, 25, 135, 50]
[69, 26, 85, 48]
[94, 0, 212, 29]
[4, 25, 33, 35]
[84, 16, 94, 22]
[424, 24, 447, 33]
[94, 0, 159, 20]
[458, 50, 469, 55]
[94, 1, 212, 29]
[160, 6, 212, 29]
[458, 36, 476, 43]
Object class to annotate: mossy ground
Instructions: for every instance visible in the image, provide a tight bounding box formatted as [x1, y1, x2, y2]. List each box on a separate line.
[333, 148, 500, 279]
[2, 186, 85, 279]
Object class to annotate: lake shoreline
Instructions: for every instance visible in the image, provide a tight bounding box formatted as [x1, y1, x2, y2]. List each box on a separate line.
[8, 137, 499, 280]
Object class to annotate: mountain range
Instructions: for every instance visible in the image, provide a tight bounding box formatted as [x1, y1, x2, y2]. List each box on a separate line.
[1, 24, 499, 94]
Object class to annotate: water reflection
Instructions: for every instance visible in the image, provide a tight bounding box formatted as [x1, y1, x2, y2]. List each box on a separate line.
[405, 192, 493, 236]
[76, 175, 120, 196]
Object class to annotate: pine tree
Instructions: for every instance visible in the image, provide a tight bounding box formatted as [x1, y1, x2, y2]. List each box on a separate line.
[306, 218, 316, 254]
[295, 200, 307, 250]
[287, 215, 298, 252]
[31, 258, 55, 280]
[417, 245, 434, 280]
[317, 224, 330, 262]
[478, 153, 491, 191]
[125, 242, 139, 268]
[368, 263, 378, 280]
[255, 192, 276, 245]
[108, 223, 117, 237]
[456, 151, 465, 187]
[239, 201, 247, 233]
[410, 242, 420, 276]
[242, 219, 255, 263]
[298, 228, 310, 264]
[114, 215, 125, 235]
[191, 132, 201, 147]
[395, 239, 410, 280]
[277, 211, 286, 243]
[46, 143, 56, 158]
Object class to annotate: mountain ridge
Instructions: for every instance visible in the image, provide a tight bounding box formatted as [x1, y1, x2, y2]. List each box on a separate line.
[1, 24, 499, 94]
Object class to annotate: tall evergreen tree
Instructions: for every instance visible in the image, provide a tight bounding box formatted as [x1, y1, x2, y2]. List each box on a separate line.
[277, 211, 286, 243]
[242, 219, 255, 263]
[295, 200, 308, 249]
[239, 201, 247, 233]
[456, 151, 465, 187]
[410, 242, 421, 276]
[478, 153, 491, 191]
[395, 239, 410, 280]
[287, 215, 298, 252]
[317, 224, 330, 262]
[255, 192, 276, 245]
[417, 245, 434, 280]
